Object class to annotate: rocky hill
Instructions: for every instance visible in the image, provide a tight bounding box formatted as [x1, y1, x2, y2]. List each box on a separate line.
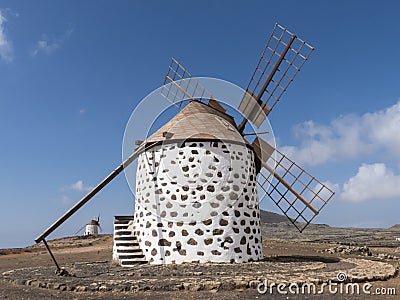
[259, 209, 289, 223]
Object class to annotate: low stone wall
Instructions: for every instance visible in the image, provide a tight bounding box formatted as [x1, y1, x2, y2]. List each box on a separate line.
[318, 245, 400, 260]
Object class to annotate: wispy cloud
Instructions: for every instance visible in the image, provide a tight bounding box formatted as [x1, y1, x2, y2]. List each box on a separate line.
[60, 180, 92, 206]
[31, 28, 73, 57]
[341, 163, 400, 202]
[281, 100, 400, 166]
[68, 180, 93, 192]
[0, 9, 13, 63]
[32, 37, 60, 56]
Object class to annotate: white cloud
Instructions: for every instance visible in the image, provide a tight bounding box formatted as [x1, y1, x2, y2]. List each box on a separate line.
[0, 10, 13, 63]
[60, 180, 92, 205]
[322, 180, 340, 195]
[68, 180, 93, 192]
[31, 28, 73, 57]
[364, 102, 400, 158]
[340, 163, 400, 202]
[281, 101, 400, 166]
[31, 37, 60, 56]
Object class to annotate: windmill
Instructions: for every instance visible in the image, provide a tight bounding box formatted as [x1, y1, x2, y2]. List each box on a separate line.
[74, 214, 102, 237]
[84, 215, 101, 236]
[35, 23, 334, 271]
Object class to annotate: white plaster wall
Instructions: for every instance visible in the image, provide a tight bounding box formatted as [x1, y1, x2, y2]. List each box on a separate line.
[133, 140, 263, 264]
[84, 225, 98, 236]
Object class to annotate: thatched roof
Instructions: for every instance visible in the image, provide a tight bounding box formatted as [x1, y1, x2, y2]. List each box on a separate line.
[144, 101, 246, 145]
[87, 220, 99, 226]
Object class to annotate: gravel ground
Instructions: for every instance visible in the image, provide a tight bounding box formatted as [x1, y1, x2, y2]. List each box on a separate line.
[1, 224, 399, 299]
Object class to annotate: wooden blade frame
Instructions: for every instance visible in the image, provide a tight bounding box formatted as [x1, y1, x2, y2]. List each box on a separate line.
[238, 23, 314, 131]
[253, 137, 334, 232]
[160, 58, 217, 110]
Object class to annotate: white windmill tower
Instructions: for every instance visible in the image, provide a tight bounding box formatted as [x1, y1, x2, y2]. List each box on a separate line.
[130, 100, 263, 264]
[35, 24, 334, 272]
[74, 215, 101, 237]
[84, 216, 101, 236]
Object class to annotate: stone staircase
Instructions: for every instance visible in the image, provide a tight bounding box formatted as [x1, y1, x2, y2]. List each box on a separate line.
[113, 216, 147, 266]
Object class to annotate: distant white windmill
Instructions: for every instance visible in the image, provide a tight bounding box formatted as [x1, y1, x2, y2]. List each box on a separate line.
[75, 215, 102, 237]
[84, 216, 101, 236]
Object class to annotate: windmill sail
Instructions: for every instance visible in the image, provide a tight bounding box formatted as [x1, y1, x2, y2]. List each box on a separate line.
[74, 225, 86, 236]
[252, 137, 334, 232]
[160, 58, 227, 112]
[238, 23, 314, 131]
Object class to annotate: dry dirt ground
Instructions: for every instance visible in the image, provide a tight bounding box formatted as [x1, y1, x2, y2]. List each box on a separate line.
[1, 224, 400, 299]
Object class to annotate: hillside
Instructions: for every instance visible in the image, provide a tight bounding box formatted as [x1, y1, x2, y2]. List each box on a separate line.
[389, 224, 400, 230]
[259, 209, 289, 223]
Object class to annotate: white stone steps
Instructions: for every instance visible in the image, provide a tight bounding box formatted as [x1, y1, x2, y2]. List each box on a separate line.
[115, 243, 141, 248]
[117, 248, 142, 253]
[113, 216, 147, 266]
[121, 258, 147, 266]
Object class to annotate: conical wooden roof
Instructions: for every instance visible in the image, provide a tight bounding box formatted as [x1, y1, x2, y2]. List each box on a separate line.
[87, 220, 99, 226]
[145, 101, 245, 144]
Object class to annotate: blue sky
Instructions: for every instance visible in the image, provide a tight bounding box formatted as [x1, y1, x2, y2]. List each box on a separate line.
[1, 1, 400, 248]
